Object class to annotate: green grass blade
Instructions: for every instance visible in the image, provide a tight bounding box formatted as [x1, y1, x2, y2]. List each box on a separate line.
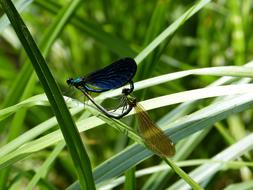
[0, 0, 31, 32]
[0, 0, 95, 189]
[137, 0, 170, 81]
[93, 94, 253, 184]
[1, 84, 253, 168]
[1, 0, 93, 187]
[124, 167, 136, 190]
[65, 92, 253, 189]
[224, 181, 253, 190]
[135, 0, 211, 64]
[168, 133, 253, 190]
[34, 0, 136, 57]
[164, 158, 204, 190]
[25, 141, 65, 190]
[97, 64, 253, 100]
[95, 159, 253, 189]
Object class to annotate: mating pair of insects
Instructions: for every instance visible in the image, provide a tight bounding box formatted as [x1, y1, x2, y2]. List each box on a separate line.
[67, 57, 175, 157]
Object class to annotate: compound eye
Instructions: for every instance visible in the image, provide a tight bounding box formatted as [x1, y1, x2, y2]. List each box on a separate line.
[66, 78, 73, 85]
[122, 88, 131, 95]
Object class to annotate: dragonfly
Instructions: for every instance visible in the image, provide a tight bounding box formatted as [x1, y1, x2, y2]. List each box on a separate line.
[75, 80, 134, 119]
[73, 68, 175, 156]
[100, 83, 176, 157]
[67, 57, 137, 93]
[67, 57, 137, 118]
[121, 90, 176, 157]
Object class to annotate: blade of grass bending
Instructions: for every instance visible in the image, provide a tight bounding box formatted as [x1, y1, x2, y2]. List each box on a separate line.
[163, 158, 204, 190]
[168, 133, 253, 190]
[134, 0, 211, 64]
[26, 141, 65, 190]
[0, 1, 95, 190]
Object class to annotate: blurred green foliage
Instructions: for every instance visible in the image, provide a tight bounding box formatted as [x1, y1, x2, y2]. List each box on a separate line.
[1, 0, 253, 189]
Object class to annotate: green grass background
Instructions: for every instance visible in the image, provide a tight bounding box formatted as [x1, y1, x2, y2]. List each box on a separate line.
[1, 0, 253, 189]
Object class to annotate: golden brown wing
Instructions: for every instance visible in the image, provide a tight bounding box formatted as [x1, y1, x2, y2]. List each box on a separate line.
[134, 103, 175, 157]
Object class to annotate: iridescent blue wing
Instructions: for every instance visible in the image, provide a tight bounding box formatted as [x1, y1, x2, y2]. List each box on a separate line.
[85, 57, 137, 92]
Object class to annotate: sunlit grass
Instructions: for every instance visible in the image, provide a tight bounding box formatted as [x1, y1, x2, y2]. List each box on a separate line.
[0, 0, 253, 190]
